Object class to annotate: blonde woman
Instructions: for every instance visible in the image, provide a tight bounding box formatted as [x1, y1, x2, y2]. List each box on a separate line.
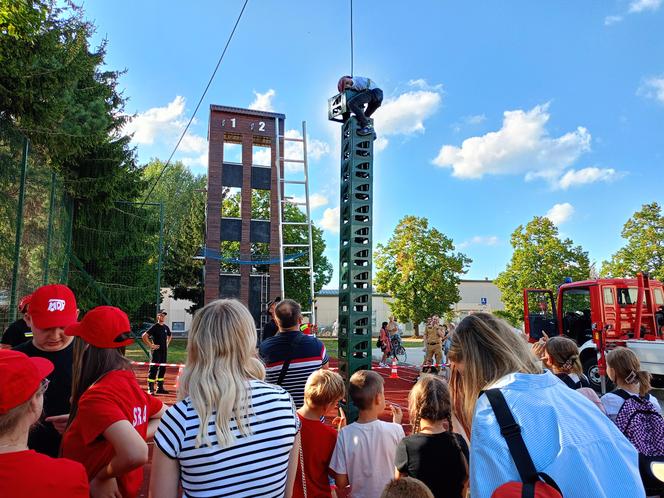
[448, 312, 644, 498]
[150, 299, 301, 498]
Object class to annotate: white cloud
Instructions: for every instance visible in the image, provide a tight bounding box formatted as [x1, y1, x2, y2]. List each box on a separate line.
[629, 0, 661, 12]
[545, 203, 575, 225]
[318, 207, 340, 233]
[181, 152, 208, 168]
[284, 129, 330, 162]
[179, 132, 207, 154]
[291, 193, 329, 209]
[274, 129, 331, 172]
[604, 15, 623, 25]
[606, 0, 660, 26]
[374, 90, 442, 136]
[249, 89, 276, 112]
[432, 104, 591, 184]
[407, 79, 443, 91]
[637, 75, 664, 104]
[458, 236, 499, 249]
[557, 167, 620, 189]
[252, 147, 271, 166]
[123, 96, 209, 168]
[374, 137, 389, 152]
[465, 114, 487, 125]
[124, 96, 187, 145]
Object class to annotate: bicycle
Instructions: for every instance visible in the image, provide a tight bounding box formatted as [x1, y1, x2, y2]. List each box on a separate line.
[389, 334, 407, 364]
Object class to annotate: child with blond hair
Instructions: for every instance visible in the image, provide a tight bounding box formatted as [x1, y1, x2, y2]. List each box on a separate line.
[381, 477, 434, 498]
[294, 370, 346, 498]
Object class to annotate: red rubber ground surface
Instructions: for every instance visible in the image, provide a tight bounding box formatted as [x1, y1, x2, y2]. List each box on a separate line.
[133, 360, 419, 497]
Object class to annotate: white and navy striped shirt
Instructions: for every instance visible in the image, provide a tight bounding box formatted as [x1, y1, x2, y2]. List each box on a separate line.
[154, 380, 299, 498]
[259, 331, 329, 408]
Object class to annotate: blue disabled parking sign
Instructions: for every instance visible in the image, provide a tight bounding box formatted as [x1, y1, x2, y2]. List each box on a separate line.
[480, 297, 488, 305]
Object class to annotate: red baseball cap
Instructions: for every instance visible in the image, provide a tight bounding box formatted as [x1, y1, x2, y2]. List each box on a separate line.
[0, 350, 54, 414]
[28, 284, 77, 330]
[18, 294, 32, 313]
[65, 306, 134, 349]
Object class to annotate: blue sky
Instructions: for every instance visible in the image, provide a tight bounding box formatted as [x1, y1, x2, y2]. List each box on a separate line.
[83, 0, 664, 285]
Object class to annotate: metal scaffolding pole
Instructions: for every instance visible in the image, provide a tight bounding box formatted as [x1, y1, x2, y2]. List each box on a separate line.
[302, 121, 316, 324]
[274, 117, 285, 298]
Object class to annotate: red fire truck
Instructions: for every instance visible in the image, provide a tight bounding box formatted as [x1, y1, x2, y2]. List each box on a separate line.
[524, 273, 664, 392]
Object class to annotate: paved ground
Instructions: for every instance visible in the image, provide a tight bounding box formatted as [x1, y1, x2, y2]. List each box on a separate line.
[372, 346, 432, 367]
[372, 349, 664, 411]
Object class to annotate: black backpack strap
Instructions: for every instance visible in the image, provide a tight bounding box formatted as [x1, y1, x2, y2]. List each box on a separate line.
[556, 373, 579, 390]
[276, 332, 305, 386]
[485, 389, 539, 485]
[578, 375, 591, 388]
[612, 388, 633, 401]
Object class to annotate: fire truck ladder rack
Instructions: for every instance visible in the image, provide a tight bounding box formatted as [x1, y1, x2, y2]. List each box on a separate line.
[274, 119, 316, 324]
[329, 90, 374, 422]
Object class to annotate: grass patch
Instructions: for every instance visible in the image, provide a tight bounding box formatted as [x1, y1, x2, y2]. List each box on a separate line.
[125, 336, 423, 366]
[126, 338, 188, 365]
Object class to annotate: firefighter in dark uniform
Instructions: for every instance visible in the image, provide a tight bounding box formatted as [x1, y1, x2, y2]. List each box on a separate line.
[142, 310, 172, 394]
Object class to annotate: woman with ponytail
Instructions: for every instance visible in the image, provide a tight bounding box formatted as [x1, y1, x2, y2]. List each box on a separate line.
[544, 336, 607, 413]
[603, 347, 664, 496]
[394, 375, 468, 498]
[602, 347, 661, 421]
[544, 336, 589, 387]
[61, 306, 165, 498]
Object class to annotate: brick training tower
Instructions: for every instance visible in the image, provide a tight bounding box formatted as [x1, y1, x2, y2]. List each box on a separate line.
[204, 105, 285, 327]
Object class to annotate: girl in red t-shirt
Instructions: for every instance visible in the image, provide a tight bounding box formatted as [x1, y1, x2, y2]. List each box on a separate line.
[0, 350, 89, 498]
[61, 306, 165, 498]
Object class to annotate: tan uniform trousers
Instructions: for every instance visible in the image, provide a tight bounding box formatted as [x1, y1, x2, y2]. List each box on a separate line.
[424, 341, 443, 365]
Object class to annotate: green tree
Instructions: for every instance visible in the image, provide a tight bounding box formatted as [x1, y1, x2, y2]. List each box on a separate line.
[0, 1, 149, 322]
[600, 202, 664, 282]
[494, 217, 590, 324]
[142, 160, 207, 312]
[374, 216, 471, 336]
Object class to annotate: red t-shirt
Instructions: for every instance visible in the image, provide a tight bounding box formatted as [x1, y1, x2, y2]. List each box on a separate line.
[0, 449, 89, 497]
[293, 413, 338, 498]
[61, 369, 163, 498]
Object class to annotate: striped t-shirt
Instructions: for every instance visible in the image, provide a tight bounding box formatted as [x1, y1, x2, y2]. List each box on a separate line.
[259, 330, 329, 408]
[154, 380, 299, 498]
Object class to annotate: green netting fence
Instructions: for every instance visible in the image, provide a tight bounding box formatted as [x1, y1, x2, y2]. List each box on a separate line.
[1, 123, 163, 347]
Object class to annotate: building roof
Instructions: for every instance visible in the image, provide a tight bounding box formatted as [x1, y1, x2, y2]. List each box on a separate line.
[210, 105, 286, 120]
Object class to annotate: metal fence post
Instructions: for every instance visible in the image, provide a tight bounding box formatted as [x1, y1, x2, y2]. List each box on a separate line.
[9, 137, 29, 323]
[156, 202, 164, 315]
[60, 197, 74, 283]
[43, 171, 57, 284]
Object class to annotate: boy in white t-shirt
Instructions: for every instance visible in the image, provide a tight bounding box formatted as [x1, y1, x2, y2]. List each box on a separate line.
[330, 370, 405, 498]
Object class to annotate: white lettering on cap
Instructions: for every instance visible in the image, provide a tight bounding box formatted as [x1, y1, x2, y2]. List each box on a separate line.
[47, 299, 66, 312]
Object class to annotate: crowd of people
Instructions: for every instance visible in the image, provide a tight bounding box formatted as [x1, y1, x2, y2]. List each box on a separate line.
[1, 284, 664, 498]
